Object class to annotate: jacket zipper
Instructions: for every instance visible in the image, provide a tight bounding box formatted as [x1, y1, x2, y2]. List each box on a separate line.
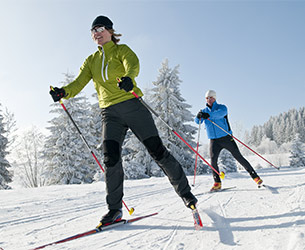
[100, 46, 109, 82]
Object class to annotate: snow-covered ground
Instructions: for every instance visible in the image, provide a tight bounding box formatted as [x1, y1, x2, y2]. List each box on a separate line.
[1, 166, 305, 250]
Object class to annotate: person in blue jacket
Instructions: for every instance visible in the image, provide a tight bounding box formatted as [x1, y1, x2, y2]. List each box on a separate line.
[195, 90, 263, 191]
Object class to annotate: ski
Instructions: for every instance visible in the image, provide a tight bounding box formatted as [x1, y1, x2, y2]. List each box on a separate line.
[209, 186, 236, 193]
[190, 205, 203, 230]
[259, 184, 279, 194]
[30, 212, 158, 250]
[195, 186, 236, 197]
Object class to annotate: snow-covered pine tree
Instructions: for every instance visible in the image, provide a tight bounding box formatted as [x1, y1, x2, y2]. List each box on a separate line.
[90, 93, 105, 181]
[219, 149, 237, 173]
[121, 87, 163, 178]
[255, 136, 278, 154]
[90, 93, 103, 147]
[248, 107, 305, 146]
[297, 107, 305, 143]
[43, 73, 97, 185]
[273, 114, 286, 145]
[13, 126, 46, 188]
[289, 133, 305, 168]
[122, 130, 158, 179]
[0, 104, 12, 189]
[248, 125, 265, 147]
[2, 107, 17, 150]
[146, 59, 197, 174]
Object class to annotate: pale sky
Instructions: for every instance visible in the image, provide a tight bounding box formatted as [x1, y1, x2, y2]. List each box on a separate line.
[0, 0, 304, 135]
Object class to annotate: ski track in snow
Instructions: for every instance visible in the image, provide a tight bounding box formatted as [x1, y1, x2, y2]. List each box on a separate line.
[1, 167, 305, 250]
[203, 190, 237, 248]
[0, 185, 174, 228]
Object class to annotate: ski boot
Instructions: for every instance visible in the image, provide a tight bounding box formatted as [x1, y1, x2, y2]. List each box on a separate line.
[182, 191, 198, 209]
[182, 192, 203, 229]
[253, 177, 263, 186]
[97, 209, 122, 229]
[210, 182, 222, 192]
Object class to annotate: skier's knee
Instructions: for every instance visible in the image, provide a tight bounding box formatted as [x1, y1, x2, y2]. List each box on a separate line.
[103, 140, 120, 168]
[143, 136, 168, 161]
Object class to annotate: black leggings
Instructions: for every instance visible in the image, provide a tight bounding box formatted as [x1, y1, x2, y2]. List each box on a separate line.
[101, 99, 190, 209]
[210, 135, 258, 182]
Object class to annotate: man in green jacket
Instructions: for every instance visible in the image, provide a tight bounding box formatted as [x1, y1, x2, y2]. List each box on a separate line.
[50, 15, 197, 226]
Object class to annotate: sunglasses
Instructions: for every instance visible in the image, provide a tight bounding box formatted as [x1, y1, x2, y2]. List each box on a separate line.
[91, 26, 106, 33]
[205, 96, 214, 100]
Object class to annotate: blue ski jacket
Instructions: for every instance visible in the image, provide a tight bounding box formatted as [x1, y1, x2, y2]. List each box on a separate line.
[194, 101, 232, 139]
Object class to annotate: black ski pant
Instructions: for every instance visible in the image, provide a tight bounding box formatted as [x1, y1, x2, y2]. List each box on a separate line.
[210, 135, 259, 183]
[101, 98, 191, 210]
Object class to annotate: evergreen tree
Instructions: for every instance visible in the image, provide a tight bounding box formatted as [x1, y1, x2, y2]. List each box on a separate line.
[119, 87, 164, 179]
[122, 131, 160, 179]
[90, 93, 104, 181]
[0, 104, 12, 189]
[256, 136, 278, 154]
[249, 125, 264, 147]
[146, 59, 197, 173]
[297, 107, 305, 142]
[219, 149, 237, 173]
[90, 93, 103, 148]
[121, 60, 198, 178]
[43, 73, 97, 185]
[289, 133, 305, 168]
[13, 126, 46, 188]
[2, 107, 17, 150]
[248, 107, 305, 146]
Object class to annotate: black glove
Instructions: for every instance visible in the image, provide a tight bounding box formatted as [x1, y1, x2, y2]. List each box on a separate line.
[202, 112, 210, 119]
[196, 111, 210, 119]
[49, 87, 66, 102]
[196, 111, 203, 119]
[118, 77, 134, 92]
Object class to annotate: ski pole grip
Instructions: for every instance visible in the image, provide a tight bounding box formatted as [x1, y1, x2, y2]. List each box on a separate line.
[50, 85, 64, 104]
[116, 77, 138, 97]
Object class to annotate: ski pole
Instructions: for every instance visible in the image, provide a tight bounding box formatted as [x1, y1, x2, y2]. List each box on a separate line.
[50, 86, 135, 215]
[192, 123, 201, 187]
[116, 79, 224, 179]
[207, 118, 280, 170]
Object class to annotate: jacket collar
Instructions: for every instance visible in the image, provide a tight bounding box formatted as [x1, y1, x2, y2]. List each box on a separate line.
[98, 40, 115, 54]
[206, 100, 218, 111]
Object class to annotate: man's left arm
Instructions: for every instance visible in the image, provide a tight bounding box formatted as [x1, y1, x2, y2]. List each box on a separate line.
[210, 105, 228, 119]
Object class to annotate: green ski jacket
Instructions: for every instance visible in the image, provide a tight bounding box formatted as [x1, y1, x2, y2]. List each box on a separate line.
[63, 41, 143, 108]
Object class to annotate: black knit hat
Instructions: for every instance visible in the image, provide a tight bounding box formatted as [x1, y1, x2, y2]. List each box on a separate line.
[91, 16, 113, 30]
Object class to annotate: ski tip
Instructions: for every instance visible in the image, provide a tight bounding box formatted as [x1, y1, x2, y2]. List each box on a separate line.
[191, 208, 204, 230]
[194, 224, 203, 230]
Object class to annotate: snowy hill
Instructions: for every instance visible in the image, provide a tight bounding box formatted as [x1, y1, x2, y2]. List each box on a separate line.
[1, 166, 305, 250]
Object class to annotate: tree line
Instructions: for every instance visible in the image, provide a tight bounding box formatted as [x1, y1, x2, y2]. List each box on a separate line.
[0, 60, 304, 189]
[246, 107, 305, 146]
